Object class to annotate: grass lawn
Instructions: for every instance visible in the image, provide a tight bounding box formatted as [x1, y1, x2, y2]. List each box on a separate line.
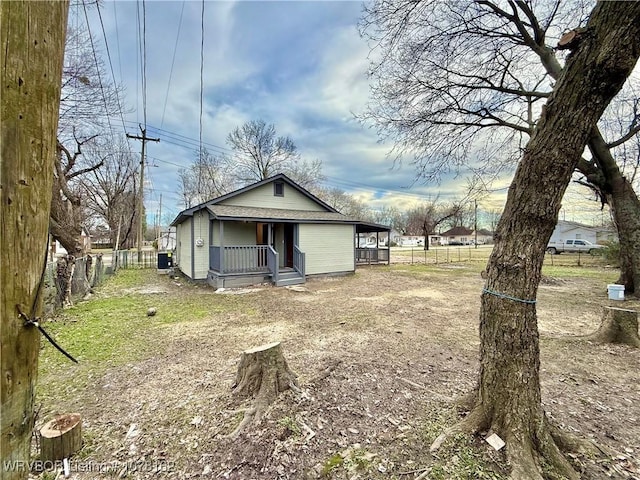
[35, 263, 639, 479]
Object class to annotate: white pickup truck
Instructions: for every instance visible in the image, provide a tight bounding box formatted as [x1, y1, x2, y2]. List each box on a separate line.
[546, 239, 604, 255]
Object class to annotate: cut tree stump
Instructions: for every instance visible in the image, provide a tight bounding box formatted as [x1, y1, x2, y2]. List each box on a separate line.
[233, 341, 299, 401]
[228, 342, 299, 439]
[40, 413, 82, 461]
[588, 307, 640, 347]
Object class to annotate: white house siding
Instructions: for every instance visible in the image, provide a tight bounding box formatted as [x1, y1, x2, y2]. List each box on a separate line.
[220, 183, 326, 211]
[176, 219, 193, 278]
[549, 221, 598, 244]
[192, 211, 210, 279]
[299, 224, 354, 275]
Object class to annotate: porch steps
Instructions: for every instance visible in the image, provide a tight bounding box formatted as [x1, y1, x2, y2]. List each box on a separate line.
[275, 270, 305, 287]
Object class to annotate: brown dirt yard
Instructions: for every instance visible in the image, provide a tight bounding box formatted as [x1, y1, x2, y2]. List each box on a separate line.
[35, 262, 640, 479]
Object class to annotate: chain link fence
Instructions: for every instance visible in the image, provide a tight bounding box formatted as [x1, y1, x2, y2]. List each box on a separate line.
[43, 254, 107, 315]
[390, 246, 609, 268]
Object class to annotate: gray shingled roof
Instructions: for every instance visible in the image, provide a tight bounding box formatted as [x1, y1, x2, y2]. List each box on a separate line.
[207, 205, 356, 223]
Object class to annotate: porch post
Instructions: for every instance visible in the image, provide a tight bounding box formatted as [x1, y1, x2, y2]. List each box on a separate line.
[219, 221, 225, 273]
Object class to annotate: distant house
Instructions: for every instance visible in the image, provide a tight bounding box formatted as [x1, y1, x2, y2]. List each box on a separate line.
[171, 174, 390, 288]
[157, 227, 177, 251]
[440, 226, 474, 245]
[396, 235, 424, 247]
[550, 220, 616, 245]
[472, 229, 494, 245]
[49, 228, 91, 258]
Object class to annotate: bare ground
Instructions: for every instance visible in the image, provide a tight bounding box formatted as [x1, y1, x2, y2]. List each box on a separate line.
[34, 264, 640, 479]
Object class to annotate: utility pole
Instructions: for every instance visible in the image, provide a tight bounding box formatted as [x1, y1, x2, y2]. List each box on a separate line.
[158, 193, 163, 244]
[474, 200, 478, 249]
[127, 126, 159, 262]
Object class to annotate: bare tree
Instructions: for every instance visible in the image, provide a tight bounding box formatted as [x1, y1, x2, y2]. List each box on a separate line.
[178, 147, 236, 208]
[405, 201, 462, 249]
[226, 119, 324, 189]
[52, 7, 127, 253]
[80, 139, 138, 248]
[1, 2, 68, 478]
[369, 205, 405, 232]
[420, 3, 639, 479]
[361, 0, 640, 295]
[50, 133, 103, 255]
[313, 186, 370, 219]
[58, 13, 125, 138]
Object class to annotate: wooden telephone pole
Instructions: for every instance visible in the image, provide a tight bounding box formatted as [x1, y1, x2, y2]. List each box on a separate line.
[126, 126, 159, 262]
[1, 2, 69, 478]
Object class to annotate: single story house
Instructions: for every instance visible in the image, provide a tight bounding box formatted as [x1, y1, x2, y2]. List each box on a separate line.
[440, 226, 474, 245]
[550, 220, 616, 245]
[171, 174, 390, 288]
[439, 227, 493, 245]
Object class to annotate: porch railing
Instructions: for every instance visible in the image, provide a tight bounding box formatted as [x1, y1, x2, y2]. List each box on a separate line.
[355, 247, 390, 265]
[210, 246, 221, 271]
[267, 246, 279, 284]
[209, 245, 270, 274]
[293, 246, 305, 276]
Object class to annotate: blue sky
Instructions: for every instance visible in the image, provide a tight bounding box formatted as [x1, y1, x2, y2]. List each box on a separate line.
[85, 0, 607, 227]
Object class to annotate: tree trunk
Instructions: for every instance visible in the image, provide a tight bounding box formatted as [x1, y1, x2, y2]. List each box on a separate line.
[588, 306, 640, 347]
[587, 130, 640, 297]
[49, 214, 83, 256]
[437, 4, 640, 479]
[0, 2, 68, 479]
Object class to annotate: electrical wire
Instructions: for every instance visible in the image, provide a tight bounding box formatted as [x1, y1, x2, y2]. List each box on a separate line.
[161, 1, 186, 128]
[95, 0, 135, 156]
[81, 0, 115, 141]
[142, 0, 148, 128]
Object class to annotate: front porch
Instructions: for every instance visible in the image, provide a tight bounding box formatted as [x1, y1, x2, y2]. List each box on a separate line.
[207, 244, 306, 288]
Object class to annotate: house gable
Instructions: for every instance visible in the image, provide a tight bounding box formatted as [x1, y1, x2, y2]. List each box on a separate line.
[171, 174, 337, 227]
[220, 181, 327, 211]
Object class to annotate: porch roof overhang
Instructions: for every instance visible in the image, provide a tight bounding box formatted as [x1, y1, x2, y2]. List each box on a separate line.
[355, 221, 391, 234]
[206, 205, 356, 224]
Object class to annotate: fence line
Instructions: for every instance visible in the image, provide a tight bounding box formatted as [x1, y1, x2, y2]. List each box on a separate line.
[390, 247, 608, 268]
[44, 254, 107, 315]
[113, 250, 158, 270]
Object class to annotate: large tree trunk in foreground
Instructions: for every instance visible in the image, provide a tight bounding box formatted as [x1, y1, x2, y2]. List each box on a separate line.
[0, 2, 68, 479]
[433, 4, 640, 479]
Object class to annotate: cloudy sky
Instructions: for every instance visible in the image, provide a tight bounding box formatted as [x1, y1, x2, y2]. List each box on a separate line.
[84, 0, 607, 227]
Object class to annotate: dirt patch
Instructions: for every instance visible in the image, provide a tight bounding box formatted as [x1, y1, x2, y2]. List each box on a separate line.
[35, 267, 640, 479]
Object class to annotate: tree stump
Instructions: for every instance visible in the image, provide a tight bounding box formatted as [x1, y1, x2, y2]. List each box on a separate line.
[40, 413, 82, 461]
[227, 342, 298, 439]
[588, 307, 640, 347]
[233, 342, 298, 402]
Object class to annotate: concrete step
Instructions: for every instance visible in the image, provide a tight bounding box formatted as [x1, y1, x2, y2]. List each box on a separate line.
[278, 271, 302, 280]
[275, 273, 305, 287]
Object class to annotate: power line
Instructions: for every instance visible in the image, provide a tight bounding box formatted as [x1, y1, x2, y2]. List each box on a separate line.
[141, 0, 148, 127]
[95, 0, 135, 156]
[81, 0, 115, 140]
[197, 0, 205, 199]
[112, 0, 123, 83]
[160, 1, 186, 128]
[121, 120, 231, 155]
